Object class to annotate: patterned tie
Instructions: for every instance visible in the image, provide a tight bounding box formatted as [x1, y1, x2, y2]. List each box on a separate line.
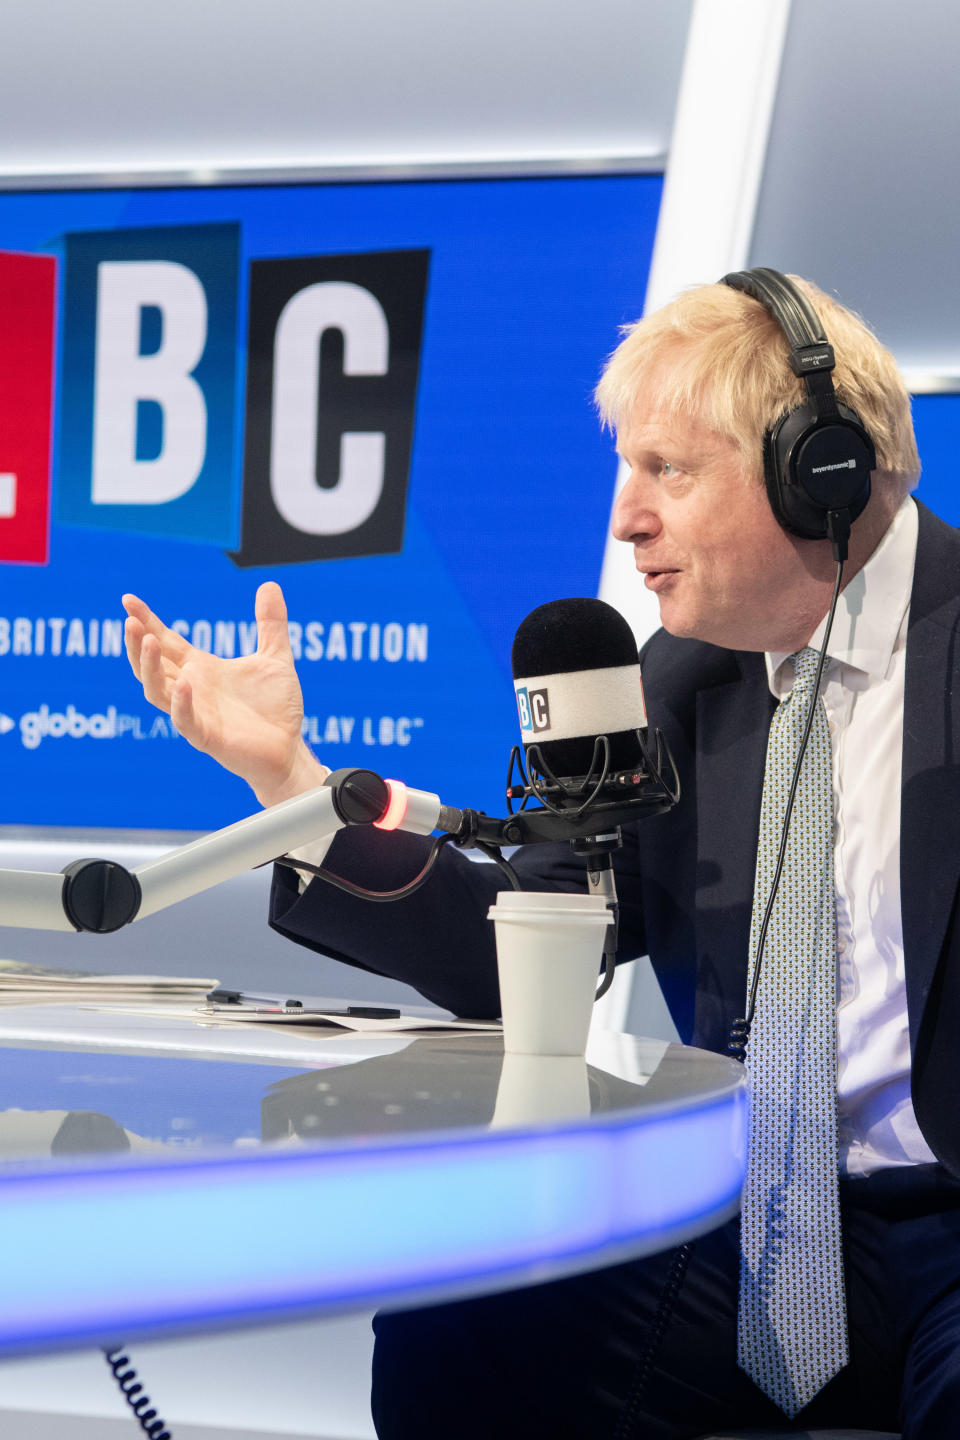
[737, 646, 848, 1418]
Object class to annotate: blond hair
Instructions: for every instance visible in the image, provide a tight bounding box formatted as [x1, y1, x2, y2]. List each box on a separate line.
[595, 275, 919, 494]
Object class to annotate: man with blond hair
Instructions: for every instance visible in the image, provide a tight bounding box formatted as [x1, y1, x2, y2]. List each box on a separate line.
[124, 272, 960, 1438]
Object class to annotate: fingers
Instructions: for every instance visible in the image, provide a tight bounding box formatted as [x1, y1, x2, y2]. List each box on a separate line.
[125, 613, 181, 689]
[121, 593, 151, 623]
[255, 581, 292, 658]
[124, 614, 146, 681]
[169, 673, 205, 750]
[121, 593, 165, 639]
[139, 634, 176, 715]
[122, 594, 191, 661]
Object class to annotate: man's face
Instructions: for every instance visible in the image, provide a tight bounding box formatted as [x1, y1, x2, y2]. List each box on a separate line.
[612, 408, 824, 653]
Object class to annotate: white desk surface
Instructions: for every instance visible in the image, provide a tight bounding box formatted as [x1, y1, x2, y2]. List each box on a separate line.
[0, 1000, 747, 1359]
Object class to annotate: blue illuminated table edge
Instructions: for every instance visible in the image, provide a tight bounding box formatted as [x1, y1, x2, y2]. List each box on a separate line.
[0, 1056, 748, 1360]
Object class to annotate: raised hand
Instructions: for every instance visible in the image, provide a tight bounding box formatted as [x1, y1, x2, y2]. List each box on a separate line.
[122, 582, 327, 807]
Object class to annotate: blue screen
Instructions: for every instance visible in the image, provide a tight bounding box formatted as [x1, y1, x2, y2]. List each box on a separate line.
[911, 392, 960, 527]
[0, 175, 662, 828]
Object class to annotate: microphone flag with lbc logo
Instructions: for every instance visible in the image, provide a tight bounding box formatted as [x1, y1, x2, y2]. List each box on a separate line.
[511, 597, 647, 780]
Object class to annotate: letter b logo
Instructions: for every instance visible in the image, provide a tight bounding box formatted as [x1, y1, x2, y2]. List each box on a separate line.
[57, 223, 240, 546]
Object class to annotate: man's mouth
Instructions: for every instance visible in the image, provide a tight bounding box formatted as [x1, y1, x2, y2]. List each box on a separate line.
[641, 568, 679, 592]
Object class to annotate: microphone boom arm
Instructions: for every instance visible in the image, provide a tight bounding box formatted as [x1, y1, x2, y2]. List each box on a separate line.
[0, 769, 443, 935]
[0, 730, 679, 935]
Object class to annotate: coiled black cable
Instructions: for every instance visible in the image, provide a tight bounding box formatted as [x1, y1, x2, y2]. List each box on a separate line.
[611, 1240, 694, 1440]
[103, 1347, 172, 1440]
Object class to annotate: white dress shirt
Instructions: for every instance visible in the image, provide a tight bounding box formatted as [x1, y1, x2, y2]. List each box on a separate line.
[765, 497, 936, 1176]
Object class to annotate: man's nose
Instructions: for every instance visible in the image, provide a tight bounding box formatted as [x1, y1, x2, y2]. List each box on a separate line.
[612, 472, 661, 542]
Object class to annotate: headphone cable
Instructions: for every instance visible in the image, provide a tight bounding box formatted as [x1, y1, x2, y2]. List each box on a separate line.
[730, 551, 844, 1056]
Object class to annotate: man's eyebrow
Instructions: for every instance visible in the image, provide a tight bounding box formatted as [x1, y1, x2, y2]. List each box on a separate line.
[616, 442, 671, 463]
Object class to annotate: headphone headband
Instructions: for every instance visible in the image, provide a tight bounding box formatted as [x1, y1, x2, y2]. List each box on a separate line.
[722, 267, 827, 352]
[722, 268, 839, 416]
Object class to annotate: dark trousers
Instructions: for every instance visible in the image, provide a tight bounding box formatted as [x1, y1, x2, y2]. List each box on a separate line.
[371, 1165, 960, 1439]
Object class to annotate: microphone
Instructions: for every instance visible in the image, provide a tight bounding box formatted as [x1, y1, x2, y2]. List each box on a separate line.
[507, 597, 669, 999]
[510, 597, 649, 803]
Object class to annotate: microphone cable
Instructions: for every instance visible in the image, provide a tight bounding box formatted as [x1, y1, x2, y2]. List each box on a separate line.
[728, 549, 844, 1061]
[275, 831, 522, 902]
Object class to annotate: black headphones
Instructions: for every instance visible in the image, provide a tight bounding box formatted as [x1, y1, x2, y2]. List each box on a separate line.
[720, 267, 876, 546]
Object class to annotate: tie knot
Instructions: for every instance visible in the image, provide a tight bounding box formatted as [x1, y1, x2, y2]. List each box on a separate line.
[791, 646, 823, 692]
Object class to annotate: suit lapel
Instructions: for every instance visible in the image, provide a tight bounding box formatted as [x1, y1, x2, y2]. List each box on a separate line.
[901, 503, 960, 1049]
[680, 502, 960, 1056]
[693, 654, 774, 1043]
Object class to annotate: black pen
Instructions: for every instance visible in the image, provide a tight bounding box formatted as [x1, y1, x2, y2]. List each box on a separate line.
[206, 987, 303, 1007]
[203, 1002, 403, 1018]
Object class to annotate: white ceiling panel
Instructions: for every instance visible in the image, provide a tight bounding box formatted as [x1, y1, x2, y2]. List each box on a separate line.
[0, 0, 691, 180]
[750, 0, 960, 371]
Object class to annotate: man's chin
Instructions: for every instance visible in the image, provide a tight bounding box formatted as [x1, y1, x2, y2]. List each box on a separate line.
[659, 607, 733, 648]
[660, 612, 768, 652]
[657, 604, 697, 640]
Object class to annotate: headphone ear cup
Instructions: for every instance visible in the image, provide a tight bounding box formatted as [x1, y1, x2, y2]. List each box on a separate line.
[765, 403, 875, 540]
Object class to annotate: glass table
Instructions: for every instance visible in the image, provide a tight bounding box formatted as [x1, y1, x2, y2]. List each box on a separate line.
[0, 1001, 747, 1359]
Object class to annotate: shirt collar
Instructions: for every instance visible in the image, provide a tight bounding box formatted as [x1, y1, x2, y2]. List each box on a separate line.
[765, 496, 918, 697]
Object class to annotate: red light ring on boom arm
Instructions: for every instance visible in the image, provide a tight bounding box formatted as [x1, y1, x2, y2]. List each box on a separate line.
[374, 781, 410, 831]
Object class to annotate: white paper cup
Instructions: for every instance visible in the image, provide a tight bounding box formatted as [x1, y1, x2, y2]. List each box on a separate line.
[488, 891, 612, 1056]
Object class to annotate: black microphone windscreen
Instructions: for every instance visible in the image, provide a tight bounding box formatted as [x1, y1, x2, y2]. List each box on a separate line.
[511, 597, 639, 679]
[511, 598, 645, 778]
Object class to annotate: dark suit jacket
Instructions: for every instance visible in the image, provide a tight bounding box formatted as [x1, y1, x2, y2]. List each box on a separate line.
[270, 500, 960, 1175]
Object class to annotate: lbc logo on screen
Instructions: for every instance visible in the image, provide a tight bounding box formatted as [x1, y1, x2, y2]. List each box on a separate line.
[0, 226, 429, 565]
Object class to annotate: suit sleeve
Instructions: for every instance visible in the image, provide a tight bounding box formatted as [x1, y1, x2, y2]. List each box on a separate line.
[269, 824, 648, 1018]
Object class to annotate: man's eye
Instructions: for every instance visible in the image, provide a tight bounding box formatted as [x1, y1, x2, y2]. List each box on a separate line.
[661, 460, 675, 476]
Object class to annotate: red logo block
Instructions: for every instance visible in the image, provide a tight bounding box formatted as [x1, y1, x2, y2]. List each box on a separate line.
[0, 251, 57, 564]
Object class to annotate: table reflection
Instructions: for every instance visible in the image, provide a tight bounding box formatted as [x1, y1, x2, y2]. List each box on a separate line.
[0, 1020, 694, 1167]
